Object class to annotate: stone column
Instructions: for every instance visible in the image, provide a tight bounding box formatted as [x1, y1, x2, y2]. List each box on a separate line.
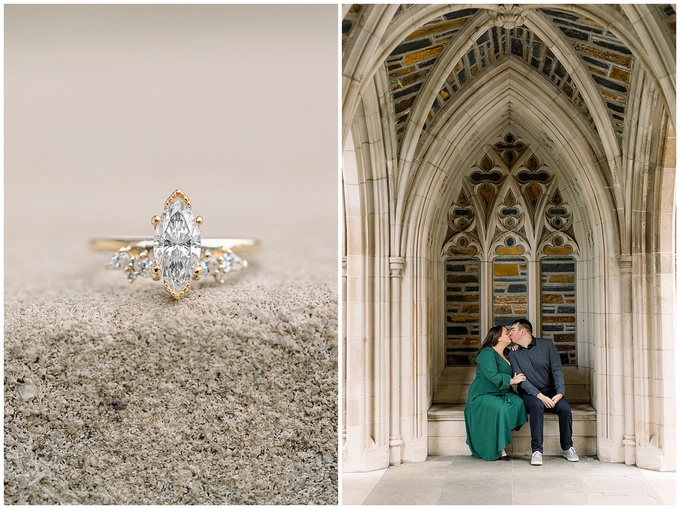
[618, 255, 636, 465]
[480, 260, 491, 330]
[341, 256, 348, 452]
[591, 228, 626, 464]
[398, 253, 429, 463]
[388, 256, 405, 465]
[528, 259, 541, 330]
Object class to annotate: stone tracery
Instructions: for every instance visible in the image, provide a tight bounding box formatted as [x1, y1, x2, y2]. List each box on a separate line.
[442, 136, 579, 366]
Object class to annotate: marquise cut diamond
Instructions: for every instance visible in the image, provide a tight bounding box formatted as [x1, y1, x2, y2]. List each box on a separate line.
[153, 196, 201, 296]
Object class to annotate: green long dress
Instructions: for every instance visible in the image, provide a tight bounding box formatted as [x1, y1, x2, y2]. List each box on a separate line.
[464, 347, 527, 460]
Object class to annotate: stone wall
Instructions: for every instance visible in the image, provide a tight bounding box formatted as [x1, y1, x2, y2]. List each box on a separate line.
[444, 259, 480, 365]
[444, 255, 578, 365]
[493, 256, 529, 327]
[541, 257, 577, 364]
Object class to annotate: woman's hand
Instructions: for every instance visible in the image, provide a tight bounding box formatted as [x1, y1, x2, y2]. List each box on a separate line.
[510, 343, 520, 351]
[510, 372, 526, 385]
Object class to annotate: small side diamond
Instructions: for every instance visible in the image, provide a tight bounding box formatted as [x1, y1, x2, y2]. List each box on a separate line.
[107, 251, 131, 270]
[126, 269, 138, 283]
[219, 252, 244, 273]
[136, 257, 155, 278]
[201, 257, 220, 278]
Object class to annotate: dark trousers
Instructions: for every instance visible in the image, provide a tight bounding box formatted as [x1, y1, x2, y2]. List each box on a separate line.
[519, 389, 573, 453]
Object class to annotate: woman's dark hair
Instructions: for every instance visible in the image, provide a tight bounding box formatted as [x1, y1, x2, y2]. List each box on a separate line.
[479, 325, 506, 350]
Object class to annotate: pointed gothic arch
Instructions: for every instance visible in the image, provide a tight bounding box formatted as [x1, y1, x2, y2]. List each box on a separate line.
[343, 4, 676, 473]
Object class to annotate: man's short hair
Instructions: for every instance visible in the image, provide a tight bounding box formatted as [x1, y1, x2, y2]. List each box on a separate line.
[512, 318, 533, 335]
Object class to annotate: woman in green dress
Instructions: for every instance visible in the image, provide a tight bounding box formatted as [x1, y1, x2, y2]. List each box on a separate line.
[464, 325, 528, 461]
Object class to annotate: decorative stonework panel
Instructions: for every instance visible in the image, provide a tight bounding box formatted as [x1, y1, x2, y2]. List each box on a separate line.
[344, 5, 646, 159]
[428, 26, 595, 133]
[445, 259, 481, 366]
[492, 133, 528, 167]
[540, 8, 635, 144]
[425, 8, 642, 146]
[385, 8, 478, 143]
[541, 257, 577, 365]
[443, 133, 579, 365]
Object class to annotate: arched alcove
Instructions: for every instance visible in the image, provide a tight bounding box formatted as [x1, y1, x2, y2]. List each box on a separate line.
[343, 4, 676, 473]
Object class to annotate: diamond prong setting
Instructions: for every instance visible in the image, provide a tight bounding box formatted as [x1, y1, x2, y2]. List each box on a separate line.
[151, 263, 161, 281]
[164, 188, 191, 209]
[164, 280, 190, 300]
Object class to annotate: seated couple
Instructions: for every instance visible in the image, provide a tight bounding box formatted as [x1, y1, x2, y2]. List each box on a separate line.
[464, 319, 579, 465]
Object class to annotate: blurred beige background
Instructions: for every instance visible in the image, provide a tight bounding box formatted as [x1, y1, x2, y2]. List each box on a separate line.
[5, 5, 338, 504]
[5, 4, 337, 287]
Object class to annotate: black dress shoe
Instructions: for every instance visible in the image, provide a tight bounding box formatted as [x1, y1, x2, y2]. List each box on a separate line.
[498, 455, 510, 461]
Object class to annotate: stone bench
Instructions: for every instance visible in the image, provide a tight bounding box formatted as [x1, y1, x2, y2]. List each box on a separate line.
[428, 403, 596, 457]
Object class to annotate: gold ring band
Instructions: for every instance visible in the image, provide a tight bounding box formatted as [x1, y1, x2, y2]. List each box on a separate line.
[89, 237, 261, 254]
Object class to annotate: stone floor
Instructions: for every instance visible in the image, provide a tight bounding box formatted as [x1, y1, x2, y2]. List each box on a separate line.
[342, 456, 676, 505]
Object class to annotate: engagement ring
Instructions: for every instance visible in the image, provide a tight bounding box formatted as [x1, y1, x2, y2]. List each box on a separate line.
[90, 189, 260, 299]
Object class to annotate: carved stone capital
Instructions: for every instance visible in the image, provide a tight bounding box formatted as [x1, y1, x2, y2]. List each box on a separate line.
[389, 256, 405, 278]
[389, 436, 404, 447]
[622, 435, 636, 446]
[491, 4, 527, 30]
[617, 254, 633, 272]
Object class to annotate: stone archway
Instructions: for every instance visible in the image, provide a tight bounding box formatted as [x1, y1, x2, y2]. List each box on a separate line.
[398, 55, 622, 464]
[343, 4, 676, 473]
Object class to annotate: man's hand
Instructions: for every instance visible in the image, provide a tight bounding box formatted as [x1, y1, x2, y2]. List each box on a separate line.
[551, 394, 563, 405]
[537, 393, 555, 408]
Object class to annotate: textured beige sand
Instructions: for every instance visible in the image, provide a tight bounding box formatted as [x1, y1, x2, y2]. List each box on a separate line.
[5, 252, 338, 504]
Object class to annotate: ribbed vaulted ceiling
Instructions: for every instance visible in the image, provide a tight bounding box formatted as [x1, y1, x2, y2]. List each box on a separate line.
[343, 4, 676, 150]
